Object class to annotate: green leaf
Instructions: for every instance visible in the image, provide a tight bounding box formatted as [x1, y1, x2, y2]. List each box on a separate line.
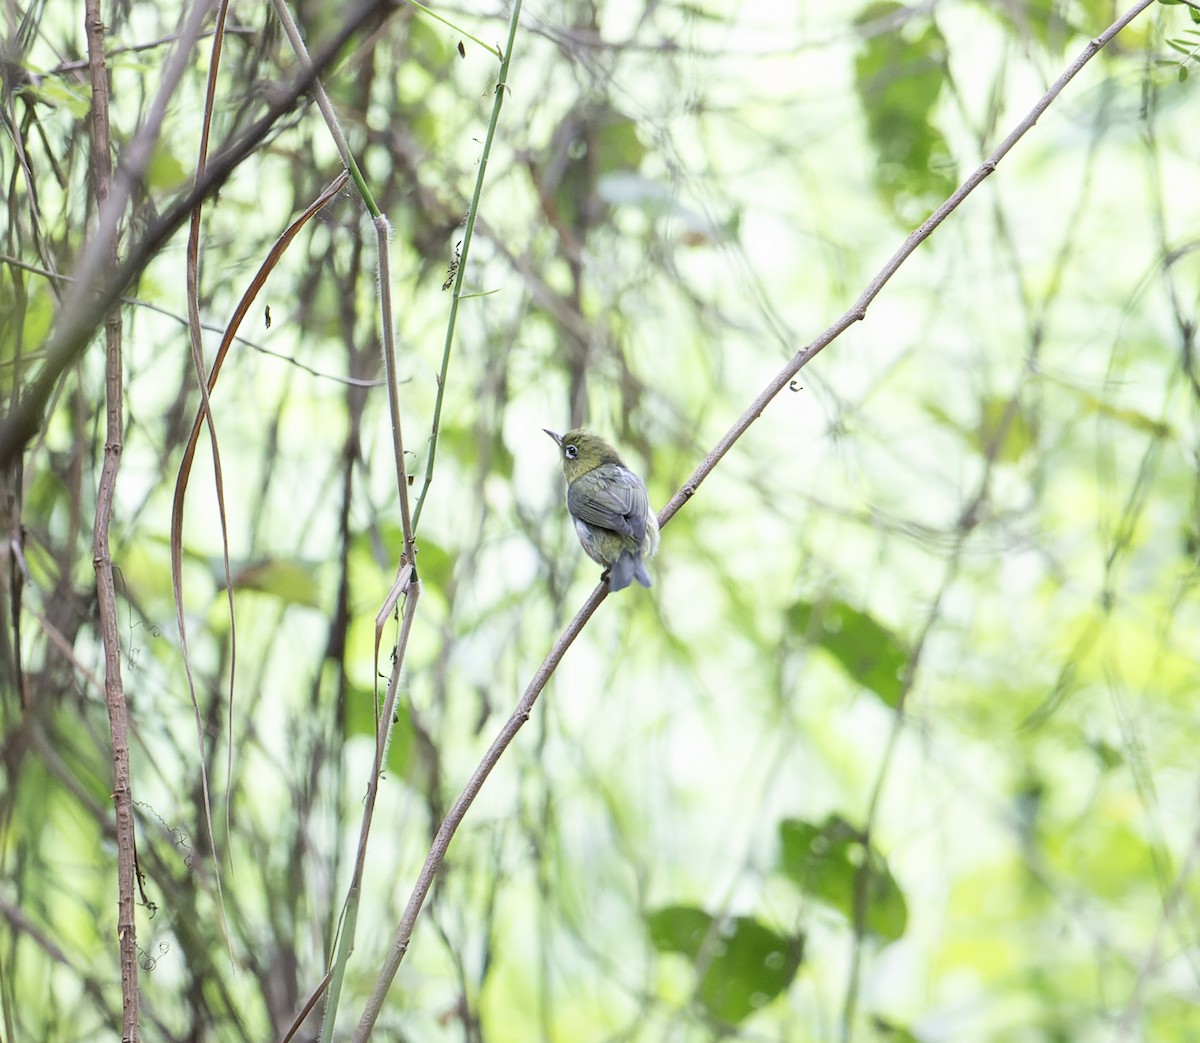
[22, 284, 54, 350]
[925, 396, 1037, 464]
[26, 77, 92, 119]
[1090, 739, 1124, 771]
[788, 599, 909, 708]
[341, 681, 413, 777]
[547, 104, 647, 231]
[146, 141, 188, 192]
[647, 905, 804, 1023]
[870, 1015, 922, 1042]
[977, 397, 1036, 463]
[854, 3, 956, 218]
[1159, 0, 1200, 17]
[1043, 375, 1173, 439]
[980, 0, 1079, 53]
[778, 816, 909, 942]
[228, 558, 321, 608]
[648, 904, 713, 956]
[594, 117, 647, 175]
[413, 539, 454, 591]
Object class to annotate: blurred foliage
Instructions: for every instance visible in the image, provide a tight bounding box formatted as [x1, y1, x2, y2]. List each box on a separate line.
[854, 2, 956, 220]
[778, 816, 909, 942]
[2, 1, 1200, 1042]
[788, 599, 911, 708]
[647, 905, 804, 1023]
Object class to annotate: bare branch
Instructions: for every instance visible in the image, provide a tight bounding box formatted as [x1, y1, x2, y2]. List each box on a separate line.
[84, 0, 139, 1035]
[347, 1, 1158, 1036]
[657, 0, 1157, 532]
[353, 582, 607, 1041]
[0, 0, 394, 472]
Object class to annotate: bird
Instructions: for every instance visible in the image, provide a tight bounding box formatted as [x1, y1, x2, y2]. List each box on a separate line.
[544, 428, 660, 591]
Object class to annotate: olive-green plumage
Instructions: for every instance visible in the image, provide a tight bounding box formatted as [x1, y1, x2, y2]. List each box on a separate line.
[545, 429, 660, 591]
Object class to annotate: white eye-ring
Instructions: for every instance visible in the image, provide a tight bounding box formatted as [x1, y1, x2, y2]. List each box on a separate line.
[565, 444, 578, 459]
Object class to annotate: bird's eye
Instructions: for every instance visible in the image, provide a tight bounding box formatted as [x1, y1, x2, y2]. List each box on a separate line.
[565, 444, 578, 459]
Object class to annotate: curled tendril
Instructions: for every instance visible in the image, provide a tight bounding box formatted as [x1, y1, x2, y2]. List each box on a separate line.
[138, 942, 169, 971]
[789, 380, 804, 392]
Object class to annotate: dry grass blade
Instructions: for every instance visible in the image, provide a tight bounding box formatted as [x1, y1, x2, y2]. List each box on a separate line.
[0, 0, 389, 473]
[168, 169, 351, 930]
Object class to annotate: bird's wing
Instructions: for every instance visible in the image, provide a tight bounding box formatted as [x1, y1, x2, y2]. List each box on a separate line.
[567, 464, 649, 541]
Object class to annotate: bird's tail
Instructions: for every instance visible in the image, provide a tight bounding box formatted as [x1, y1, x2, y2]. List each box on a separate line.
[610, 552, 652, 591]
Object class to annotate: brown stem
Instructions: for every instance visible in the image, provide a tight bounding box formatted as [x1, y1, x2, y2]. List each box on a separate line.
[85, 0, 138, 1037]
[352, 585, 607, 1040]
[0, 0, 392, 473]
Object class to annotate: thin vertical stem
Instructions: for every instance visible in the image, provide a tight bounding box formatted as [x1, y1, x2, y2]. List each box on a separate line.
[411, 0, 524, 533]
[85, 0, 138, 1037]
[351, 584, 606, 1041]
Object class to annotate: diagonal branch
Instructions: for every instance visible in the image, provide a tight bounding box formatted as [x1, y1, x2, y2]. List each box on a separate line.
[347, 1, 1157, 1036]
[657, 0, 1156, 531]
[0, 0, 395, 473]
[352, 584, 607, 1040]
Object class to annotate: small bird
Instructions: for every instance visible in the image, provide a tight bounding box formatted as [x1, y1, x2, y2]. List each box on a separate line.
[545, 429, 660, 591]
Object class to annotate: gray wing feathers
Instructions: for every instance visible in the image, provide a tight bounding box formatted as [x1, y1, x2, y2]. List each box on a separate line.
[567, 464, 649, 541]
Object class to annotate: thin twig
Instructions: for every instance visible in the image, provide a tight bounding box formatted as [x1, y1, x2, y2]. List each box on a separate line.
[656, 0, 1157, 533]
[0, 254, 381, 385]
[84, 0, 139, 1036]
[269, 0, 379, 216]
[317, 572, 419, 1042]
[411, 0, 524, 533]
[279, 968, 332, 1043]
[257, 4, 420, 1033]
[48, 25, 259, 74]
[349, 2, 1157, 1038]
[401, 0, 501, 58]
[0, 0, 393, 472]
[345, 12, 528, 1031]
[352, 583, 607, 1040]
[372, 216, 417, 562]
[180, 0, 234, 949]
[168, 170, 352, 981]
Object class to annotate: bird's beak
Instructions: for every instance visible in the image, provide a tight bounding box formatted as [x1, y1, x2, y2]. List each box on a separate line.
[543, 428, 563, 448]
